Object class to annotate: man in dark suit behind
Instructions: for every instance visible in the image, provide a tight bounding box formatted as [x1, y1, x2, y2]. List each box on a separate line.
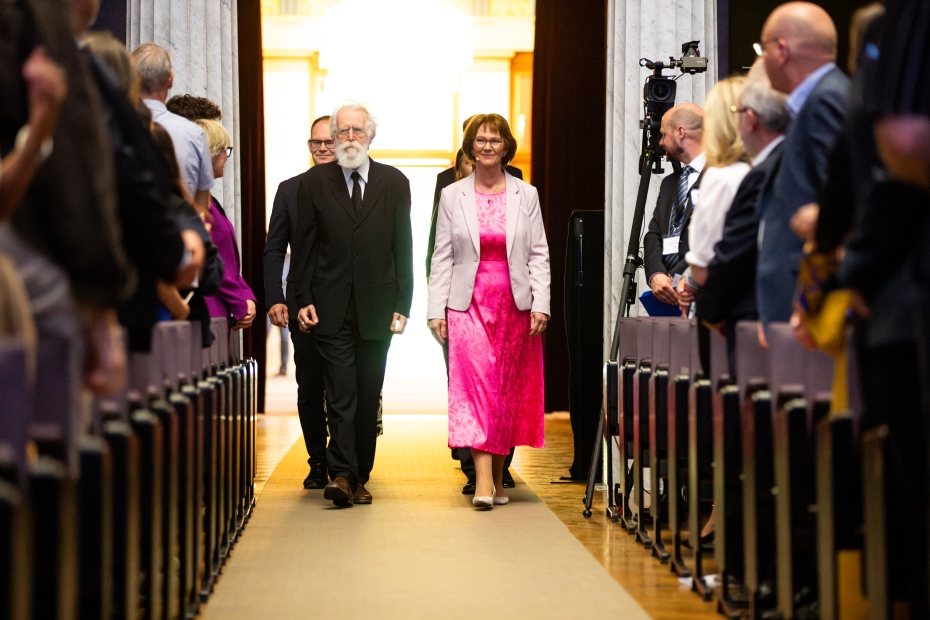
[643, 103, 705, 306]
[295, 102, 413, 507]
[264, 114, 335, 489]
[755, 2, 850, 330]
[697, 74, 790, 374]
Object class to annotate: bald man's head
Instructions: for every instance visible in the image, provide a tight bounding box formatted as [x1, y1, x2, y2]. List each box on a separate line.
[659, 103, 704, 164]
[761, 2, 838, 93]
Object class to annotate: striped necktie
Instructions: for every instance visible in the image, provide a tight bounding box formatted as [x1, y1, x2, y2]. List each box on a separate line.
[670, 165, 694, 236]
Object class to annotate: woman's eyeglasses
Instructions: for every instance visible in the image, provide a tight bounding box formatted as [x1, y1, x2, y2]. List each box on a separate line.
[224, 146, 233, 157]
[474, 137, 503, 148]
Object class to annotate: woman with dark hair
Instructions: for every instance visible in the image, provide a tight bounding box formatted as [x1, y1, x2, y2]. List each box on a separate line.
[427, 113, 550, 508]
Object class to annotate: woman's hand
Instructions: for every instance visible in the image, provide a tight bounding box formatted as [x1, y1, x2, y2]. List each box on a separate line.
[429, 318, 447, 345]
[234, 299, 257, 330]
[676, 278, 693, 318]
[530, 312, 549, 336]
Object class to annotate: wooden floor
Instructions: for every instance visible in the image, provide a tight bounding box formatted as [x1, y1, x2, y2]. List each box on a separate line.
[254, 411, 720, 620]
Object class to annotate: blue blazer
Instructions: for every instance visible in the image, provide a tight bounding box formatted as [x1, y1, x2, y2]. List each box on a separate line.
[756, 66, 850, 326]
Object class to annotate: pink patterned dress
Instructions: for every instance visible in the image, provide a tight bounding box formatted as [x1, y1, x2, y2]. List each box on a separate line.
[447, 190, 545, 455]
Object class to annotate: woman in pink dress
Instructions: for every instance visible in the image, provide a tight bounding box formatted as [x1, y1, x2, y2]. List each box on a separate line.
[427, 114, 551, 508]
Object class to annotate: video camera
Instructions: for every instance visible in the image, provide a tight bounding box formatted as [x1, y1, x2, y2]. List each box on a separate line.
[640, 41, 709, 121]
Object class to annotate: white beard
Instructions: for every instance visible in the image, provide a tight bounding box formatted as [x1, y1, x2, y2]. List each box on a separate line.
[336, 139, 368, 169]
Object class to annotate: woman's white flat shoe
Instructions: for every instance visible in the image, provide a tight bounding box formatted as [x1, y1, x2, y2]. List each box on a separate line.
[493, 495, 509, 505]
[473, 488, 495, 509]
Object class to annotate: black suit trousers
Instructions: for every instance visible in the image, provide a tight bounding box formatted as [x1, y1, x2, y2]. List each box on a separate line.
[290, 324, 327, 467]
[314, 293, 390, 489]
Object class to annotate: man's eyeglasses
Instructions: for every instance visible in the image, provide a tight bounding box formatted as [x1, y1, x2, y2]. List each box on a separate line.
[474, 137, 503, 148]
[309, 139, 336, 150]
[730, 105, 753, 115]
[753, 39, 778, 57]
[337, 127, 367, 140]
[224, 146, 233, 157]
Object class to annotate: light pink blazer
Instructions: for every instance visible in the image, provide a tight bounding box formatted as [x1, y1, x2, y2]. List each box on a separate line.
[427, 171, 551, 320]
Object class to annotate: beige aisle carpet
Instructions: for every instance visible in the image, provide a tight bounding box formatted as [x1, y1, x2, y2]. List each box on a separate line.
[201, 415, 651, 620]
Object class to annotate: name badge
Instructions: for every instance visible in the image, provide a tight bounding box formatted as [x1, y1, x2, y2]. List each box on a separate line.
[663, 235, 680, 255]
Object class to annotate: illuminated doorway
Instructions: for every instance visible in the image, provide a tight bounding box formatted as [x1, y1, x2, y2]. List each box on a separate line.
[261, 0, 535, 413]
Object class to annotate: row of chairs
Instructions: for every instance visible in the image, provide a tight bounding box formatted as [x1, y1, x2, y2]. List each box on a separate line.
[0, 317, 258, 620]
[601, 317, 886, 619]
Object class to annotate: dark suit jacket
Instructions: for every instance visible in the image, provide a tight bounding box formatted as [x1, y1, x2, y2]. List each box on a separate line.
[0, 0, 132, 307]
[293, 160, 413, 340]
[643, 166, 703, 282]
[264, 169, 311, 318]
[698, 140, 786, 326]
[756, 66, 850, 325]
[426, 164, 522, 277]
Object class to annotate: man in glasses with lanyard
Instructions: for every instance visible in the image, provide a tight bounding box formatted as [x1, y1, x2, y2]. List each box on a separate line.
[643, 103, 705, 308]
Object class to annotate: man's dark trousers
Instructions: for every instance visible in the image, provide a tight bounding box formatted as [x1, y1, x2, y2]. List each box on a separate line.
[314, 293, 390, 490]
[290, 322, 327, 468]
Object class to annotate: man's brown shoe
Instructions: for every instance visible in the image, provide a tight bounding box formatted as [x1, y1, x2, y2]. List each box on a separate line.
[354, 483, 372, 504]
[323, 477, 354, 507]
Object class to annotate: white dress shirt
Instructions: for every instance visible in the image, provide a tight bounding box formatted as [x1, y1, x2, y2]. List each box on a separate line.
[683, 152, 706, 192]
[143, 99, 214, 198]
[751, 135, 785, 166]
[341, 157, 370, 199]
[684, 161, 752, 268]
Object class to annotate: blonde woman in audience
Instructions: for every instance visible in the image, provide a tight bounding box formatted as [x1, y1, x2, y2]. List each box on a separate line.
[677, 75, 750, 318]
[196, 119, 257, 331]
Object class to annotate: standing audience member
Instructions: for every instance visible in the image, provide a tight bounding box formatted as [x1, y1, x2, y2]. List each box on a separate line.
[295, 102, 413, 507]
[133, 43, 215, 212]
[754, 1, 849, 332]
[80, 28, 207, 354]
[427, 114, 550, 508]
[697, 67, 789, 374]
[196, 118, 257, 332]
[264, 114, 334, 489]
[643, 104, 705, 307]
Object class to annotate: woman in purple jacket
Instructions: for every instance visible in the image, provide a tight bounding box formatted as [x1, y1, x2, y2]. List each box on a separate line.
[196, 119, 257, 330]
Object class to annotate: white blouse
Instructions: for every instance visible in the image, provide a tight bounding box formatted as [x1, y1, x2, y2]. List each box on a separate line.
[684, 161, 752, 268]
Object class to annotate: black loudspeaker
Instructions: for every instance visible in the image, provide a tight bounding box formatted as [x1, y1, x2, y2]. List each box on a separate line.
[564, 210, 605, 480]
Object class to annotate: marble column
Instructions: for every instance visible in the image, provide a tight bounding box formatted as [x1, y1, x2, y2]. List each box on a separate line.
[128, 0, 243, 242]
[603, 0, 718, 357]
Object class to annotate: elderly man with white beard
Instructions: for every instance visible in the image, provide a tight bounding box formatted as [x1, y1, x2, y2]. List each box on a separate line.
[292, 101, 414, 507]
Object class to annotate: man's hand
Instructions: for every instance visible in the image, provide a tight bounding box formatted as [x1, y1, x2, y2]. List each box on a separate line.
[234, 299, 257, 330]
[429, 318, 447, 345]
[676, 278, 693, 318]
[650, 273, 678, 305]
[790, 203, 820, 242]
[297, 304, 319, 333]
[530, 312, 549, 336]
[268, 303, 289, 328]
[176, 230, 205, 288]
[390, 313, 407, 335]
[83, 308, 127, 396]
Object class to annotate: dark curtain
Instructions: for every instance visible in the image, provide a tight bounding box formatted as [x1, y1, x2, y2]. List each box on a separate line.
[237, 0, 267, 412]
[532, 0, 608, 412]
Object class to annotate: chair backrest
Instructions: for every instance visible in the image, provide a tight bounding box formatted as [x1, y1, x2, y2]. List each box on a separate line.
[618, 317, 638, 364]
[170, 321, 194, 385]
[229, 326, 242, 364]
[33, 334, 78, 474]
[735, 321, 768, 398]
[709, 327, 730, 386]
[805, 348, 834, 405]
[209, 318, 225, 369]
[767, 323, 807, 397]
[0, 338, 29, 481]
[651, 318, 673, 368]
[636, 317, 654, 366]
[668, 320, 692, 378]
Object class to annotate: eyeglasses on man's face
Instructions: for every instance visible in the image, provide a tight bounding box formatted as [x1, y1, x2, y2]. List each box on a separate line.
[309, 139, 336, 150]
[730, 105, 754, 115]
[474, 137, 503, 149]
[753, 39, 779, 57]
[337, 127, 367, 141]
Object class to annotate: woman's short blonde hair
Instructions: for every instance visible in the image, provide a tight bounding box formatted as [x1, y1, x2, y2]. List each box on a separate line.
[195, 119, 231, 157]
[702, 75, 747, 168]
[462, 114, 517, 166]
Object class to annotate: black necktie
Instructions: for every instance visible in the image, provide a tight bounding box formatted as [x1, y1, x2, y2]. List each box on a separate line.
[351, 171, 362, 211]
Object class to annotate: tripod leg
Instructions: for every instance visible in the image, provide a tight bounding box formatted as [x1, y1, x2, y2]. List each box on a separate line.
[583, 414, 604, 518]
